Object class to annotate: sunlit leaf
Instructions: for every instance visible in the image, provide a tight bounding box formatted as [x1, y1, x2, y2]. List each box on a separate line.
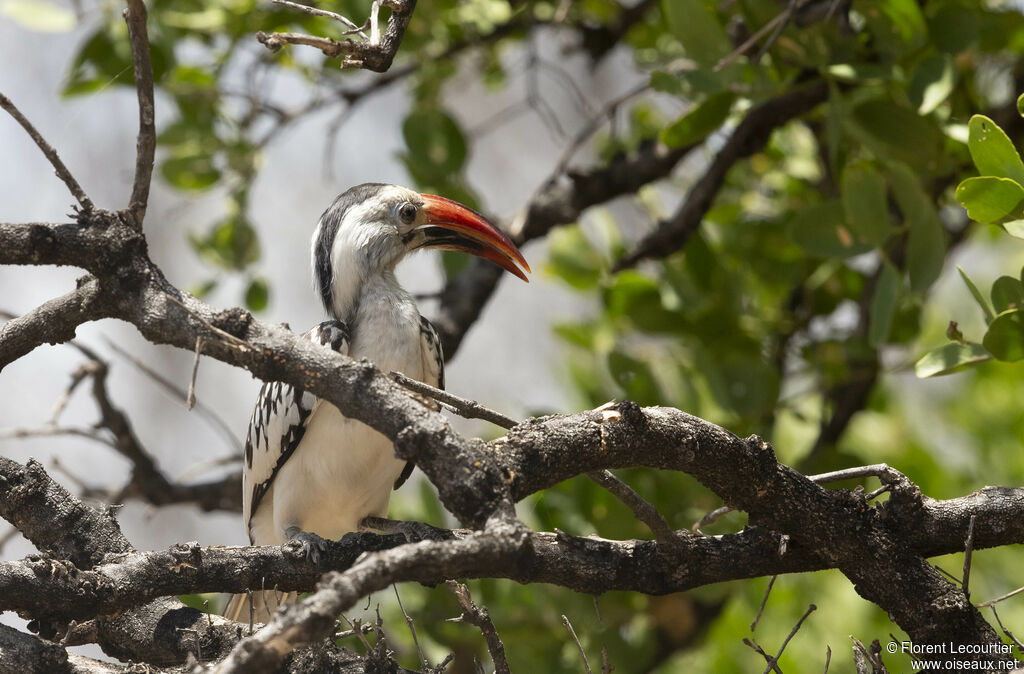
[908, 53, 954, 114]
[914, 342, 990, 377]
[955, 176, 1024, 224]
[958, 266, 995, 324]
[967, 115, 1024, 184]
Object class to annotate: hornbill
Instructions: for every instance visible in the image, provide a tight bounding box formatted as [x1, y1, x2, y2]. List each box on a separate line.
[224, 183, 530, 623]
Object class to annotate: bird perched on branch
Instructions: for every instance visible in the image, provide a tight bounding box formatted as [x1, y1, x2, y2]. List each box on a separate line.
[224, 183, 529, 623]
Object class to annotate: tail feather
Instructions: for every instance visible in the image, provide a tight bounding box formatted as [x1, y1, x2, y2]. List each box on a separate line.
[223, 590, 298, 625]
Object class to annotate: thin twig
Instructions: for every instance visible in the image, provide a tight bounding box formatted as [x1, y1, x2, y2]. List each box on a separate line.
[989, 605, 1024, 654]
[393, 585, 429, 671]
[164, 294, 252, 351]
[0, 92, 93, 211]
[713, 0, 813, 72]
[751, 575, 777, 632]
[762, 604, 817, 674]
[188, 336, 205, 410]
[586, 469, 682, 551]
[976, 585, 1024, 608]
[823, 645, 832, 673]
[124, 0, 155, 228]
[103, 338, 242, 453]
[694, 464, 907, 531]
[562, 614, 592, 674]
[743, 638, 783, 674]
[389, 371, 518, 429]
[271, 0, 369, 38]
[962, 515, 977, 598]
[447, 581, 510, 674]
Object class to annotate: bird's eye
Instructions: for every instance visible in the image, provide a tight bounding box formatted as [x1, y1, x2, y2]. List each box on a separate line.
[398, 202, 417, 224]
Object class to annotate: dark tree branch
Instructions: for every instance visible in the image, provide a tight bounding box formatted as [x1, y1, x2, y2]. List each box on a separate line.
[0, 93, 94, 213]
[257, 0, 417, 71]
[0, 277, 110, 371]
[0, 457, 132, 569]
[123, 0, 155, 229]
[613, 80, 830, 270]
[212, 517, 526, 673]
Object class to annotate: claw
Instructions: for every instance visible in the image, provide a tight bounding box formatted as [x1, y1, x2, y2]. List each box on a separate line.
[285, 526, 330, 565]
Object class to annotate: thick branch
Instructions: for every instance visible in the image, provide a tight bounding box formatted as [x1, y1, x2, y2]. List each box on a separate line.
[0, 457, 131, 569]
[0, 277, 111, 369]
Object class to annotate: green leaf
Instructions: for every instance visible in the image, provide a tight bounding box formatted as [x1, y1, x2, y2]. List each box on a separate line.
[546, 225, 603, 290]
[954, 176, 1024, 223]
[958, 266, 996, 324]
[840, 162, 890, 246]
[607, 350, 661, 405]
[662, 0, 731, 67]
[245, 277, 269, 312]
[0, 0, 75, 32]
[914, 342, 991, 377]
[982, 310, 1024, 361]
[402, 108, 467, 179]
[161, 153, 221, 191]
[1018, 93, 1024, 118]
[788, 201, 873, 259]
[906, 208, 945, 294]
[650, 71, 683, 95]
[849, 100, 943, 166]
[660, 92, 735, 148]
[868, 262, 900, 346]
[908, 54, 954, 114]
[190, 219, 260, 271]
[991, 276, 1024, 313]
[967, 115, 1024, 184]
[889, 162, 945, 292]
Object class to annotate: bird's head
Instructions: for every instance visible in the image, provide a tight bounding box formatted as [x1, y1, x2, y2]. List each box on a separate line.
[312, 183, 530, 318]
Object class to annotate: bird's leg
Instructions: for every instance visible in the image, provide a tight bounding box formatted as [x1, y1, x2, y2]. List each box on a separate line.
[359, 516, 453, 543]
[284, 526, 331, 565]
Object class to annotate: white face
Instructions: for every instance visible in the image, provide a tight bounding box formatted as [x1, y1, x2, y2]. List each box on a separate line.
[339, 184, 427, 270]
[311, 184, 429, 320]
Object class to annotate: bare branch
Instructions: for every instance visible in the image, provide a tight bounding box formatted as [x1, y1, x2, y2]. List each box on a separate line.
[562, 614, 592, 674]
[0, 93, 93, 212]
[272, 0, 369, 38]
[586, 469, 682, 552]
[0, 277, 109, 369]
[258, 0, 417, 71]
[123, 0, 156, 228]
[390, 370, 519, 429]
[761, 604, 816, 674]
[447, 581, 510, 674]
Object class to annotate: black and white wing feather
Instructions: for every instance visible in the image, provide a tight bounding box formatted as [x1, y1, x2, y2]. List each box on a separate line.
[391, 315, 445, 490]
[242, 320, 350, 543]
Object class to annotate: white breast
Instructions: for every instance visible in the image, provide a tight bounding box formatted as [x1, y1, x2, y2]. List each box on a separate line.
[249, 274, 429, 545]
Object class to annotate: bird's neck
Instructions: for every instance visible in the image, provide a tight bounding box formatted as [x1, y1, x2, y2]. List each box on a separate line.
[329, 269, 410, 326]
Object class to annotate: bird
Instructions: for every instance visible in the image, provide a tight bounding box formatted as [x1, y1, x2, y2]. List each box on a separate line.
[223, 183, 529, 623]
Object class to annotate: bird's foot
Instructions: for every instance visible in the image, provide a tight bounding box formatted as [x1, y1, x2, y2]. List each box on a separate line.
[285, 526, 330, 565]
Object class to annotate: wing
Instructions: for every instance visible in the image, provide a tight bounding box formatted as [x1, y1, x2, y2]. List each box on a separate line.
[392, 315, 445, 490]
[242, 320, 350, 543]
